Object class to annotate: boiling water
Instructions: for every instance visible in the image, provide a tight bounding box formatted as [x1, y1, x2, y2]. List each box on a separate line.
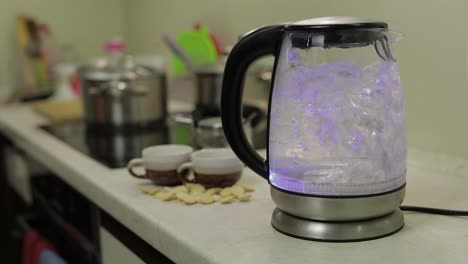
[268, 59, 406, 195]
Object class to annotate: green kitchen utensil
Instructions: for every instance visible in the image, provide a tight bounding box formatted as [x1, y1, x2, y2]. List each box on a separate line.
[172, 25, 218, 75]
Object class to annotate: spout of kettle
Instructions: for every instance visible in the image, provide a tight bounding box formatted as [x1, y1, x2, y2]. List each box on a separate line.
[387, 30, 404, 44]
[374, 30, 403, 62]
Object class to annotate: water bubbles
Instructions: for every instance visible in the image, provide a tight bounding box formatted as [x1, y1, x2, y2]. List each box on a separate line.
[269, 59, 406, 195]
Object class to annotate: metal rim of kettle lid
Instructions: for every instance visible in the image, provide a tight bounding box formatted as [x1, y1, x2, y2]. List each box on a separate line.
[285, 16, 388, 30]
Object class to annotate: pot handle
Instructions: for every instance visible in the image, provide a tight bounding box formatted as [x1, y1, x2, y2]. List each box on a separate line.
[221, 25, 284, 180]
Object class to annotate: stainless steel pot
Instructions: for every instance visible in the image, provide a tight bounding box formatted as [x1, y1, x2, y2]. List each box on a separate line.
[194, 63, 224, 109]
[194, 48, 272, 110]
[79, 56, 167, 128]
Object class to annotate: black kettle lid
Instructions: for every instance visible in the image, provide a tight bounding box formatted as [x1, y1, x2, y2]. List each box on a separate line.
[284, 17, 389, 49]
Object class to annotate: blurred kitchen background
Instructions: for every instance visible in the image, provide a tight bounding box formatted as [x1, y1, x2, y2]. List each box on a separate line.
[0, 0, 467, 158]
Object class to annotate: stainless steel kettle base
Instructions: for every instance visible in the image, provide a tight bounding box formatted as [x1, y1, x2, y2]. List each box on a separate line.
[271, 208, 404, 242]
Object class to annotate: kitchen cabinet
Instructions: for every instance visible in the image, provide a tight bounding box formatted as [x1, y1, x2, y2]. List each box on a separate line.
[0, 134, 172, 263]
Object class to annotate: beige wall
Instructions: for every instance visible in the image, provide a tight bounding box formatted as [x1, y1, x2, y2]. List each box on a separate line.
[125, 0, 468, 159]
[1, 1, 467, 159]
[0, 0, 125, 100]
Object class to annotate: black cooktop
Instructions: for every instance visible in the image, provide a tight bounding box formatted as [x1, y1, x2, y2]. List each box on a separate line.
[40, 106, 264, 169]
[41, 121, 169, 168]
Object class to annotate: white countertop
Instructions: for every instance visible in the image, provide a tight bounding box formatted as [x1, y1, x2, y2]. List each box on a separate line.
[1, 103, 468, 264]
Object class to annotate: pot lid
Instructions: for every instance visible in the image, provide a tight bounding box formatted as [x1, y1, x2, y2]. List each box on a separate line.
[79, 55, 160, 82]
[285, 17, 389, 49]
[198, 117, 223, 129]
[286, 17, 387, 30]
[194, 57, 226, 75]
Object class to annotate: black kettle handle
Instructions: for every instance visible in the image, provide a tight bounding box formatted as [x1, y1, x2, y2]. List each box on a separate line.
[221, 25, 284, 179]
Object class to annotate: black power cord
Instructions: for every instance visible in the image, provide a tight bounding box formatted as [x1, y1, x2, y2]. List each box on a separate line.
[400, 205, 468, 216]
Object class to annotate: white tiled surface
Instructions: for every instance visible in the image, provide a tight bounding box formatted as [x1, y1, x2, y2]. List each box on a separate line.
[1, 103, 468, 264]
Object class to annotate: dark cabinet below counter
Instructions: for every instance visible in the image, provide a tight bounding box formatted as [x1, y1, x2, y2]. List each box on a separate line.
[0, 134, 174, 264]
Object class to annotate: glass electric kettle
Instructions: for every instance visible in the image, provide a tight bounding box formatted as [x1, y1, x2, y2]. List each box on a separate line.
[221, 17, 406, 241]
